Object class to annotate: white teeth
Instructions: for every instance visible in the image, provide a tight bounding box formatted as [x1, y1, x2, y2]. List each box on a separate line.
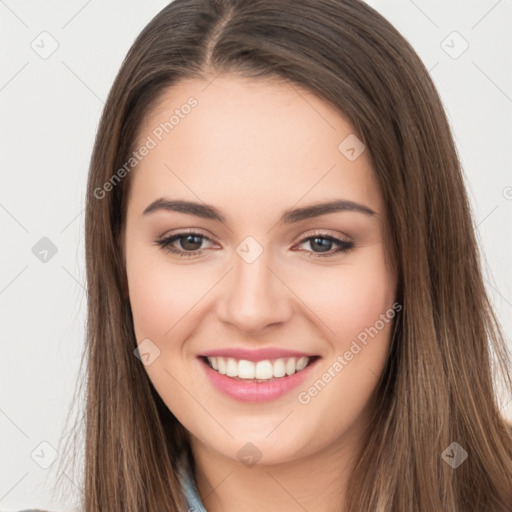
[217, 357, 226, 375]
[273, 359, 286, 377]
[205, 356, 312, 380]
[238, 359, 255, 379]
[296, 356, 309, 371]
[226, 358, 238, 377]
[255, 360, 273, 379]
[285, 358, 296, 375]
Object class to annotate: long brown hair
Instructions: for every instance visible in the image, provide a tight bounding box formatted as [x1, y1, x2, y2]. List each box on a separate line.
[55, 0, 512, 510]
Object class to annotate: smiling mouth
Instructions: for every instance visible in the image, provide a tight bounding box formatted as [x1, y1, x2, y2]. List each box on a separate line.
[199, 355, 321, 382]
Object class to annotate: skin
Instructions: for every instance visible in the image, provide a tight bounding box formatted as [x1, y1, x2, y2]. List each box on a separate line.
[122, 74, 397, 512]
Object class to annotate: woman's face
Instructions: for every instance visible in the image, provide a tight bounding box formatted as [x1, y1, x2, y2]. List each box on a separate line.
[123, 75, 397, 465]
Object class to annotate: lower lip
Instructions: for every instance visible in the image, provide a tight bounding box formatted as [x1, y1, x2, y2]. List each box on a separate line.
[198, 356, 320, 403]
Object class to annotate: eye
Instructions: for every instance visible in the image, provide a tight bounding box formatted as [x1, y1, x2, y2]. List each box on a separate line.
[295, 232, 354, 258]
[155, 230, 216, 258]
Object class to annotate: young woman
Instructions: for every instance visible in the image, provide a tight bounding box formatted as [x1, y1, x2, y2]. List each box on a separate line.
[45, 0, 512, 511]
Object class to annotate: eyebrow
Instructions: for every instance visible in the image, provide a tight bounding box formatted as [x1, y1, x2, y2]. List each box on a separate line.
[142, 197, 376, 224]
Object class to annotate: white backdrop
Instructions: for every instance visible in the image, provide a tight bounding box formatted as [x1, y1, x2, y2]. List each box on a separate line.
[1, 1, 511, 510]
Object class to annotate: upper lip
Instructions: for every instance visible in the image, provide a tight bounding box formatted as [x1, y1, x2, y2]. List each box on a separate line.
[199, 347, 318, 362]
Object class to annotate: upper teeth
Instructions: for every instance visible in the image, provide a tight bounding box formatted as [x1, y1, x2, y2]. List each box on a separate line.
[207, 356, 310, 379]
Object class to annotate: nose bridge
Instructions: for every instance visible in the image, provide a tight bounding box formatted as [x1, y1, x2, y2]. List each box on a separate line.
[217, 239, 291, 331]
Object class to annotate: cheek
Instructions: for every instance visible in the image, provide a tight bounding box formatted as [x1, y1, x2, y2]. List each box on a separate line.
[296, 247, 396, 344]
[128, 270, 173, 342]
[294, 248, 396, 417]
[125, 246, 194, 343]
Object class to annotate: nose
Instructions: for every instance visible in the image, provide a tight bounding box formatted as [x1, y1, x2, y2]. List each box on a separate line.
[216, 246, 293, 334]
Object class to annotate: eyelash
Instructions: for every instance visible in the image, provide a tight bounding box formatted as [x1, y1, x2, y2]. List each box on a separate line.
[154, 229, 354, 259]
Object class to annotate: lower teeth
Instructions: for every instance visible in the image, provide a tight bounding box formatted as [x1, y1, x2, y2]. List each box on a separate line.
[231, 375, 281, 382]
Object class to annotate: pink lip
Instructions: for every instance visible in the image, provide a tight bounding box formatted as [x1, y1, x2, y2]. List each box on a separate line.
[198, 356, 320, 403]
[199, 347, 315, 362]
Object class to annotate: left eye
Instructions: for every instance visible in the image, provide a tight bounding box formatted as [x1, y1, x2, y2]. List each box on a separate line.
[155, 231, 354, 258]
[296, 234, 353, 257]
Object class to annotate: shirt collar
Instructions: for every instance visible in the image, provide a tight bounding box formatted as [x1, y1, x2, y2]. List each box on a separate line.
[176, 447, 208, 512]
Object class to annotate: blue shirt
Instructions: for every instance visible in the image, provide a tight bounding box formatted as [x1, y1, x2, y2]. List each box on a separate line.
[177, 447, 208, 512]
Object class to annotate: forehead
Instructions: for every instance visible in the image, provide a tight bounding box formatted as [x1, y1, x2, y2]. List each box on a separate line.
[129, 75, 384, 223]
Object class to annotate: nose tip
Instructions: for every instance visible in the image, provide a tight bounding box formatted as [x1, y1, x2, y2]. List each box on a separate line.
[216, 254, 292, 333]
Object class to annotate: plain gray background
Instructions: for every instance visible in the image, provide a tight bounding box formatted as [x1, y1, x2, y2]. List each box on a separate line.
[1, 0, 511, 510]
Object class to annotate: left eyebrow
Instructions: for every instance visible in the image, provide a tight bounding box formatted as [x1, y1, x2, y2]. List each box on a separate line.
[141, 197, 377, 224]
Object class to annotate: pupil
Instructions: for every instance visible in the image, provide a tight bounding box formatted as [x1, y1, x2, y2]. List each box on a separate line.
[182, 235, 202, 251]
[312, 237, 331, 252]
